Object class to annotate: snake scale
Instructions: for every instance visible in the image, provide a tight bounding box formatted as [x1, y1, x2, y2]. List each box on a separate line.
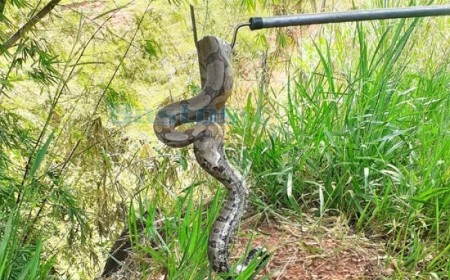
[153, 36, 267, 276]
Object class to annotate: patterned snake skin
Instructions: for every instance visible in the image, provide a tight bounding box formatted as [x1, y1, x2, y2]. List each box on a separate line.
[153, 36, 267, 276]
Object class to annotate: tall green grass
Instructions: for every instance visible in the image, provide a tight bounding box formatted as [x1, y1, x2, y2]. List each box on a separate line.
[121, 184, 269, 279]
[227, 17, 449, 278]
[0, 213, 54, 280]
[0, 112, 54, 279]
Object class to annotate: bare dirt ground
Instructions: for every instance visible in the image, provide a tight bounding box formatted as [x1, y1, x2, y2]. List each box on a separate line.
[235, 213, 392, 280]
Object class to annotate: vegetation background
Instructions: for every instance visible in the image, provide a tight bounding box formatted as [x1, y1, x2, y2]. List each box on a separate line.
[0, 0, 449, 279]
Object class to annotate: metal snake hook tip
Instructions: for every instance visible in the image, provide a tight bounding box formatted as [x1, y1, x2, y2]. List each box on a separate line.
[231, 22, 250, 49]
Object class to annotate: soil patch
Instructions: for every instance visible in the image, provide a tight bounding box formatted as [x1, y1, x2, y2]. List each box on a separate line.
[235, 214, 392, 279]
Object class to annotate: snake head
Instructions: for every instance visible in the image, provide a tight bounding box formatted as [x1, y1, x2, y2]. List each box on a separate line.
[192, 122, 225, 171]
[193, 135, 223, 171]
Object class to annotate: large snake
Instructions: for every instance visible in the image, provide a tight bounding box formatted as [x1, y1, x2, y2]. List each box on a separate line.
[153, 36, 267, 276]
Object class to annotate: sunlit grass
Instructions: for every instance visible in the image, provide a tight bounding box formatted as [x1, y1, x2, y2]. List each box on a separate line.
[225, 15, 449, 278]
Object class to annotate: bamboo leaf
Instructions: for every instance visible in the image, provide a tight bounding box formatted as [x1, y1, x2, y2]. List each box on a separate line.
[28, 130, 54, 179]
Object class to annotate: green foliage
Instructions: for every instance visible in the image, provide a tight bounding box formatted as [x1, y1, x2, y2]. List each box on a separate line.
[0, 0, 449, 279]
[124, 185, 269, 280]
[227, 15, 450, 278]
[142, 39, 161, 59]
[0, 212, 54, 279]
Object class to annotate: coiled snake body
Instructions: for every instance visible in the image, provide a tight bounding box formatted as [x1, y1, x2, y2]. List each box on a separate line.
[154, 36, 266, 276]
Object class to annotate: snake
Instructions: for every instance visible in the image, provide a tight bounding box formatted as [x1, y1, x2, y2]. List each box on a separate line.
[153, 35, 268, 277]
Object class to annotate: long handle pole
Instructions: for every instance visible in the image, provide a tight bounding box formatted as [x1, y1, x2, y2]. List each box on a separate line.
[249, 5, 450, 30]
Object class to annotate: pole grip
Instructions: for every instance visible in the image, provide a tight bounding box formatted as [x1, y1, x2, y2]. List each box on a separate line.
[249, 17, 264, 30]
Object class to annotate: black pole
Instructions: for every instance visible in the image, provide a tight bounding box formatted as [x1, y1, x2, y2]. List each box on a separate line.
[249, 5, 450, 30]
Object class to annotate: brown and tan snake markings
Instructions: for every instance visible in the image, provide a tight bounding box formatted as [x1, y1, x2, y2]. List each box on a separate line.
[153, 36, 269, 278]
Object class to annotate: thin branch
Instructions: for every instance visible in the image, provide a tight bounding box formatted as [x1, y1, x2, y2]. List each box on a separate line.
[190, 5, 199, 50]
[2, 0, 62, 49]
